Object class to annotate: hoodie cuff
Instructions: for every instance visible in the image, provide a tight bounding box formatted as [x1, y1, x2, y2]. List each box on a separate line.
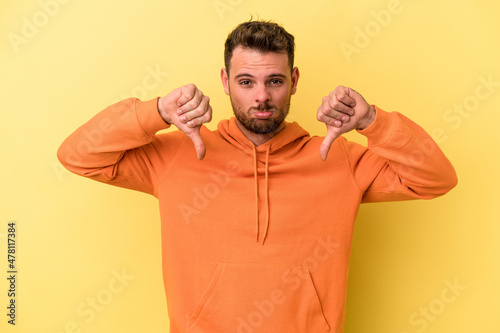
[356, 105, 397, 147]
[135, 97, 171, 137]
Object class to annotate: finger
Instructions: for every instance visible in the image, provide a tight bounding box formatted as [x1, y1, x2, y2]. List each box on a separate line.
[185, 129, 206, 160]
[186, 105, 213, 128]
[327, 97, 355, 116]
[334, 87, 356, 108]
[178, 89, 203, 114]
[348, 88, 366, 104]
[177, 84, 198, 107]
[318, 104, 350, 125]
[324, 110, 351, 124]
[320, 129, 339, 161]
[180, 96, 210, 124]
[336, 92, 356, 109]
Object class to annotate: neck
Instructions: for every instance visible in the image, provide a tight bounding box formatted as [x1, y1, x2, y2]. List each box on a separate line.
[235, 119, 286, 146]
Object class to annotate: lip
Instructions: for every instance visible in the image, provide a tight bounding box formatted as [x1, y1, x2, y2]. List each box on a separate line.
[253, 111, 273, 119]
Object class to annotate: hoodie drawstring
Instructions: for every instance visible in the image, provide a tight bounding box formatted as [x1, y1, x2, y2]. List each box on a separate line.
[252, 146, 259, 242]
[262, 146, 270, 244]
[252, 145, 271, 245]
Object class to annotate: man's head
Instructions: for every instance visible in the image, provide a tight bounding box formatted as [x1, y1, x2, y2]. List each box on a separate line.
[224, 20, 295, 76]
[221, 20, 299, 141]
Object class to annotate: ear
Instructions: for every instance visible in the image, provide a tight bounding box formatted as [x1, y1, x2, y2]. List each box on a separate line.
[291, 67, 300, 95]
[221, 68, 230, 95]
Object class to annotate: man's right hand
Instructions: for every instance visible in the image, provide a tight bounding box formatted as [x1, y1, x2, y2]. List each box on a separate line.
[157, 84, 213, 160]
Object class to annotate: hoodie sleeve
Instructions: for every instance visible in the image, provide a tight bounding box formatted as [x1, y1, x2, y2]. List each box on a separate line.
[343, 106, 458, 202]
[57, 97, 174, 196]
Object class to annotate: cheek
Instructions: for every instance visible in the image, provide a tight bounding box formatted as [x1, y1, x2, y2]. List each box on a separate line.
[274, 90, 290, 105]
[232, 90, 250, 107]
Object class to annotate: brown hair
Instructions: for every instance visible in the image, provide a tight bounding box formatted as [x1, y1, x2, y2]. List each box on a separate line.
[224, 20, 295, 74]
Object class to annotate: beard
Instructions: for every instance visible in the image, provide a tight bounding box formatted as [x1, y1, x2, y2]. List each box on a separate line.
[230, 96, 291, 135]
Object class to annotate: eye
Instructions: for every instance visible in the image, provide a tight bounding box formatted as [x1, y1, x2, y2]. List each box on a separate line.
[239, 80, 252, 86]
[269, 79, 283, 86]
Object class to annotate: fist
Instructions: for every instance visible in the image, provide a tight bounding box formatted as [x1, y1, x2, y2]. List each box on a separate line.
[317, 86, 376, 160]
[158, 84, 212, 160]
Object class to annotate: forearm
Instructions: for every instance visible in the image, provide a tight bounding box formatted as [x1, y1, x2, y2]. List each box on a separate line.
[356, 107, 458, 202]
[57, 97, 168, 182]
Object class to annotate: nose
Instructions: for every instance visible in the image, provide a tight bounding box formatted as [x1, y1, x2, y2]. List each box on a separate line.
[254, 84, 270, 104]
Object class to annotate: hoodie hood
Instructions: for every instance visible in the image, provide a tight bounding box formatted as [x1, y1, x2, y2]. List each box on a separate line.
[217, 117, 311, 244]
[217, 117, 311, 158]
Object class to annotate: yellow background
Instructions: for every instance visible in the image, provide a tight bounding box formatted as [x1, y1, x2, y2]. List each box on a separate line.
[1, 0, 499, 332]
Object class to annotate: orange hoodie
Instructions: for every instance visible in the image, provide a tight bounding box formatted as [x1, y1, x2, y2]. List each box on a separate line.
[58, 97, 457, 332]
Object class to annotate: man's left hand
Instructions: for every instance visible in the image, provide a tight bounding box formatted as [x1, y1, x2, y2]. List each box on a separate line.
[317, 86, 376, 160]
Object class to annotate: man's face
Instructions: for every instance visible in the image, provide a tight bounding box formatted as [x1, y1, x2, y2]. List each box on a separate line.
[221, 46, 299, 135]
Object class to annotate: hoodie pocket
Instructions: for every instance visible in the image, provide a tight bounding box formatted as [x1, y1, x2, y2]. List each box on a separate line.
[187, 263, 330, 332]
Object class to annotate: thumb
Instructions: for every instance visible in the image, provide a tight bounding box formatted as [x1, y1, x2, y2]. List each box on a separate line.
[319, 128, 339, 161]
[185, 128, 206, 160]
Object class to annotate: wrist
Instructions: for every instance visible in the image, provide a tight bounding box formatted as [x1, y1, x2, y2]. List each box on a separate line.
[157, 97, 171, 125]
[357, 105, 376, 130]
[135, 97, 171, 135]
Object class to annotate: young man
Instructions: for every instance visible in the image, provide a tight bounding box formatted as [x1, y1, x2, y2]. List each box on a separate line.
[58, 21, 457, 333]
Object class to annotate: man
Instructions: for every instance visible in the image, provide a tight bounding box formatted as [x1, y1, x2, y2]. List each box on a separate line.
[58, 20, 457, 333]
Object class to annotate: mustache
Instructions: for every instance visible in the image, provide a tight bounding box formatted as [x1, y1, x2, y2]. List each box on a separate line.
[250, 103, 277, 112]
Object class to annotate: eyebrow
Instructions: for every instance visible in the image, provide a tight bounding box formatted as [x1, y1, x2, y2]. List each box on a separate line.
[234, 73, 288, 79]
